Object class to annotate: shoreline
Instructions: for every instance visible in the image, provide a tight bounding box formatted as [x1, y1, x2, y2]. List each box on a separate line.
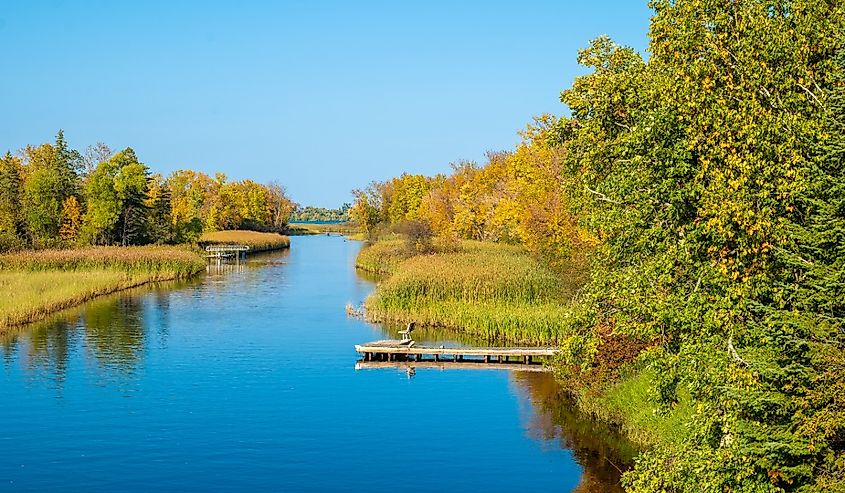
[0, 245, 206, 335]
[355, 237, 668, 459]
[0, 269, 205, 334]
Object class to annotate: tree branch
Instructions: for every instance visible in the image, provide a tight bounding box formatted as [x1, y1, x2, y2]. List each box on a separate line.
[585, 186, 623, 205]
[727, 335, 749, 368]
[798, 82, 823, 107]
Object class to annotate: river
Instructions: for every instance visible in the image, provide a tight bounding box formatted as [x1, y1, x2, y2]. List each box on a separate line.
[0, 235, 634, 492]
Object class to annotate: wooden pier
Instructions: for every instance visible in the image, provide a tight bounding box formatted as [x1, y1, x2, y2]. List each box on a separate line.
[355, 360, 551, 372]
[204, 244, 250, 262]
[354, 340, 557, 369]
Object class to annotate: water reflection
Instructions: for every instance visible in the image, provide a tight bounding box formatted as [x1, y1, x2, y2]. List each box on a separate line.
[83, 295, 146, 374]
[511, 372, 637, 492]
[0, 242, 635, 492]
[370, 321, 638, 492]
[0, 281, 191, 393]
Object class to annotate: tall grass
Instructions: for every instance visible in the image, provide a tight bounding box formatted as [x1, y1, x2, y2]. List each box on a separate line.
[0, 246, 204, 330]
[0, 246, 204, 275]
[355, 238, 411, 275]
[200, 230, 291, 252]
[363, 240, 585, 344]
[287, 222, 360, 235]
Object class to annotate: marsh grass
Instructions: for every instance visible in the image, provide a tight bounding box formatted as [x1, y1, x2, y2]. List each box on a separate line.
[200, 230, 291, 252]
[0, 246, 204, 275]
[362, 240, 585, 344]
[287, 222, 360, 235]
[355, 238, 411, 274]
[0, 246, 204, 330]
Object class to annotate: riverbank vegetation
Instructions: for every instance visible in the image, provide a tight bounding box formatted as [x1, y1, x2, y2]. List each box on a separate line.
[0, 135, 295, 250]
[363, 240, 583, 344]
[352, 2, 845, 491]
[0, 134, 297, 325]
[199, 230, 290, 252]
[287, 222, 360, 236]
[0, 246, 203, 329]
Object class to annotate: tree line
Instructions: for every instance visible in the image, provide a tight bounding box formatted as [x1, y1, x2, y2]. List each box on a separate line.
[351, 2, 844, 491]
[0, 132, 295, 250]
[289, 204, 350, 223]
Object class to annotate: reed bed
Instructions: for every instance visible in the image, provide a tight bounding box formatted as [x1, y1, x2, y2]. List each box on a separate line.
[0, 245, 205, 330]
[364, 240, 583, 344]
[0, 270, 184, 329]
[355, 238, 411, 275]
[0, 246, 205, 275]
[200, 230, 291, 252]
[368, 299, 575, 345]
[287, 222, 360, 235]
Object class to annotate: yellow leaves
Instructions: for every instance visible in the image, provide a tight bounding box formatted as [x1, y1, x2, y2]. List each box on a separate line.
[59, 196, 82, 244]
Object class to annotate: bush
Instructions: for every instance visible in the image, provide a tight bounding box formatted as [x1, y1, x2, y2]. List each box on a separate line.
[396, 220, 434, 254]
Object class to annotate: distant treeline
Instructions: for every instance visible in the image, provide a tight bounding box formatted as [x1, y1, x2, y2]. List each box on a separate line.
[351, 3, 845, 492]
[0, 132, 294, 250]
[289, 204, 350, 223]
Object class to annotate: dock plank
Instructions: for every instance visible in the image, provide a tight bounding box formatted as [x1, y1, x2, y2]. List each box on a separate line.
[355, 360, 551, 372]
[355, 340, 558, 357]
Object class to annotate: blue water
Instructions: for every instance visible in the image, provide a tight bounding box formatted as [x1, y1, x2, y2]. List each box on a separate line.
[0, 236, 630, 492]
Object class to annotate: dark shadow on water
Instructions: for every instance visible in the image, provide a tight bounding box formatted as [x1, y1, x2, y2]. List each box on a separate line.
[369, 320, 638, 492]
[511, 372, 638, 493]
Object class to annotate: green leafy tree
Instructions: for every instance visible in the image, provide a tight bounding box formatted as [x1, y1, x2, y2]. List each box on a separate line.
[350, 182, 386, 239]
[82, 148, 150, 245]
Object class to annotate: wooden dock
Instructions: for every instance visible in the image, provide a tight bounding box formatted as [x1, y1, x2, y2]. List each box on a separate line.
[355, 360, 552, 373]
[204, 245, 250, 262]
[354, 340, 557, 368]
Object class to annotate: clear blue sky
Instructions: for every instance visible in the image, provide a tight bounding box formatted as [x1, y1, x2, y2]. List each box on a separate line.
[0, 1, 651, 208]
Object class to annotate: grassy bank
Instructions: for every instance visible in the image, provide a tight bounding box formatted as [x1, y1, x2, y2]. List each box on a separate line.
[561, 366, 693, 448]
[360, 239, 584, 344]
[354, 238, 411, 274]
[200, 230, 290, 252]
[359, 236, 687, 459]
[287, 222, 360, 236]
[0, 246, 204, 330]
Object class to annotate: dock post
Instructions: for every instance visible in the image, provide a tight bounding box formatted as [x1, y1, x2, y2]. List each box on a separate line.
[484, 355, 490, 363]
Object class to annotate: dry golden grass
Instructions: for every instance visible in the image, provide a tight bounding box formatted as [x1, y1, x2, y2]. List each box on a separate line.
[0, 246, 204, 275]
[0, 270, 181, 329]
[200, 230, 290, 252]
[0, 245, 204, 330]
[355, 238, 411, 274]
[287, 222, 360, 235]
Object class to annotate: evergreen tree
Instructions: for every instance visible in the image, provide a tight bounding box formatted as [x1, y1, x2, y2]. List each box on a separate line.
[146, 174, 174, 244]
[0, 152, 23, 239]
[23, 130, 81, 244]
[772, 41, 845, 491]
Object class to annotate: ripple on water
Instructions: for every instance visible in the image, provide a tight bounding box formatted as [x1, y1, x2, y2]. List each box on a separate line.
[0, 236, 633, 492]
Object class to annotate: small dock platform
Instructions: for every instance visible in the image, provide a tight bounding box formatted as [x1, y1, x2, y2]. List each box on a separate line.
[204, 245, 250, 261]
[354, 340, 557, 369]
